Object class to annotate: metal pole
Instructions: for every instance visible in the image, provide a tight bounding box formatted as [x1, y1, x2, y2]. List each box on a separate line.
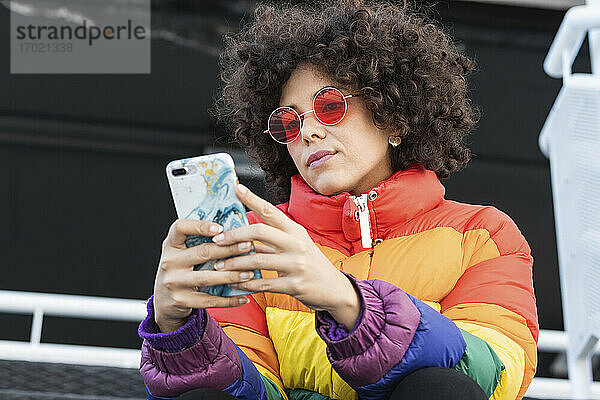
[30, 308, 44, 345]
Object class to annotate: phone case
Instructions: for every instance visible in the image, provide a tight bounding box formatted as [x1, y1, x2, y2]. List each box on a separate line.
[166, 153, 261, 297]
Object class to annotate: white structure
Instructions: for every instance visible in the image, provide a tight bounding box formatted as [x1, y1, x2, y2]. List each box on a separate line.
[0, 290, 146, 368]
[538, 0, 600, 398]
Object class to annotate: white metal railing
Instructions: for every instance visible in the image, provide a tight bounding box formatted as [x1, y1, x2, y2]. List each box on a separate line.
[530, 331, 600, 398]
[1, 289, 599, 398]
[0, 290, 146, 368]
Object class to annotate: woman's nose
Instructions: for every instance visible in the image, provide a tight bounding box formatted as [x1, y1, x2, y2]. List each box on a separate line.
[300, 112, 326, 143]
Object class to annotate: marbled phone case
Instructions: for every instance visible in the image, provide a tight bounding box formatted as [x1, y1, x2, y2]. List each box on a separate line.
[166, 153, 261, 297]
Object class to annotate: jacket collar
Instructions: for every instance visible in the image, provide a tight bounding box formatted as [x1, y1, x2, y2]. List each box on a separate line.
[287, 165, 445, 253]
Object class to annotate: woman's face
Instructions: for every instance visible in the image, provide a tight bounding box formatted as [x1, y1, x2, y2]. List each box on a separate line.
[280, 64, 394, 196]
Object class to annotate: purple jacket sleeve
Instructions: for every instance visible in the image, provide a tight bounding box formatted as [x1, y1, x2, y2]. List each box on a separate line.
[315, 273, 466, 400]
[138, 296, 269, 399]
[138, 295, 206, 353]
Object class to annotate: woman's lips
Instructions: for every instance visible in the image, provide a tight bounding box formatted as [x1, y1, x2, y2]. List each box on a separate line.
[308, 152, 336, 168]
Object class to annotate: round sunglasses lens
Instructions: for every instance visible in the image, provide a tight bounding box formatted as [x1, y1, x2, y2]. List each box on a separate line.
[314, 88, 347, 125]
[269, 108, 300, 143]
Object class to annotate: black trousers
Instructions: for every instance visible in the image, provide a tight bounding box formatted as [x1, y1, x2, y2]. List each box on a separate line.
[176, 367, 488, 399]
[389, 367, 487, 400]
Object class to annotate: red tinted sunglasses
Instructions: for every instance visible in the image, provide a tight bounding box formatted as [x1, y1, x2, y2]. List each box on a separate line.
[264, 86, 359, 144]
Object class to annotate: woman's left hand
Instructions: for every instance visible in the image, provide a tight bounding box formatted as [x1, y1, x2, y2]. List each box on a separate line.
[212, 183, 361, 330]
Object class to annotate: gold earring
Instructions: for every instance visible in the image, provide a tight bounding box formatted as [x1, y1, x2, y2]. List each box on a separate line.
[388, 135, 402, 147]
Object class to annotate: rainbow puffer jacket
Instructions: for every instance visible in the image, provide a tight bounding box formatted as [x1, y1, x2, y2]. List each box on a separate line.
[138, 165, 538, 400]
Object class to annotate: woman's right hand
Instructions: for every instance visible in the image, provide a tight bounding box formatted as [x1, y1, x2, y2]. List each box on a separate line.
[153, 219, 256, 333]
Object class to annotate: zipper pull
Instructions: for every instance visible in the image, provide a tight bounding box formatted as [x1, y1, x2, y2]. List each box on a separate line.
[352, 194, 372, 249]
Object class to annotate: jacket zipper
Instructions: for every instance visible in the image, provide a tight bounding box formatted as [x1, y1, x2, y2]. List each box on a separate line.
[352, 193, 372, 249]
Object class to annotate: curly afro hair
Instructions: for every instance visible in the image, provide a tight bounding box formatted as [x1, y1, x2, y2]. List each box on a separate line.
[212, 0, 480, 203]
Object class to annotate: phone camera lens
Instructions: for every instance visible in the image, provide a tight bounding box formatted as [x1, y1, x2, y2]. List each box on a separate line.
[172, 168, 187, 176]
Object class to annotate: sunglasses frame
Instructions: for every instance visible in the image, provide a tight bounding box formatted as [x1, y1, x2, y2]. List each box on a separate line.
[264, 86, 358, 145]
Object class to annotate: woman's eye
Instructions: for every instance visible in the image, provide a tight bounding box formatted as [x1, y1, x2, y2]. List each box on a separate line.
[286, 119, 300, 131]
[324, 102, 344, 112]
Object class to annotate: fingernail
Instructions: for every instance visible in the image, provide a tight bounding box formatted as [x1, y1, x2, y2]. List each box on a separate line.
[212, 234, 224, 243]
[239, 297, 249, 305]
[209, 224, 223, 234]
[240, 271, 253, 279]
[238, 242, 251, 251]
[214, 261, 224, 270]
[238, 184, 247, 195]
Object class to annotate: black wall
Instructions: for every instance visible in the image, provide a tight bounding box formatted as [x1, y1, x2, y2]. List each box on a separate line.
[0, 0, 587, 378]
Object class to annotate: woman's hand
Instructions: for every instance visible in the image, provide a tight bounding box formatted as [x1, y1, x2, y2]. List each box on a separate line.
[153, 219, 258, 333]
[212, 184, 361, 330]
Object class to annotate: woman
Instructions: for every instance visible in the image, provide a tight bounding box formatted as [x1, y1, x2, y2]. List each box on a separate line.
[138, 1, 538, 399]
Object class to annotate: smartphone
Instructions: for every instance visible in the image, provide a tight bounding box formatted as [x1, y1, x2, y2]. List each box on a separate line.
[166, 153, 261, 297]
